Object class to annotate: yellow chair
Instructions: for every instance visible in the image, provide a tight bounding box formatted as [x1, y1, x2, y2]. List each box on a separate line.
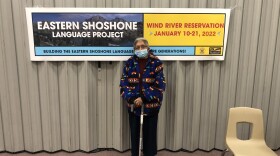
[224, 107, 277, 156]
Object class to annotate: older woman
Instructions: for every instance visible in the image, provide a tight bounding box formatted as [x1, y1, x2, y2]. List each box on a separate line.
[120, 37, 166, 156]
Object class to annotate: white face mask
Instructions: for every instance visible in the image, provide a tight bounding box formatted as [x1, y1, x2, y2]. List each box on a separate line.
[135, 49, 148, 58]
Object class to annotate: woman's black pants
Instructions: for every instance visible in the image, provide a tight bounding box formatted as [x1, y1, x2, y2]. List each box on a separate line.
[128, 111, 158, 156]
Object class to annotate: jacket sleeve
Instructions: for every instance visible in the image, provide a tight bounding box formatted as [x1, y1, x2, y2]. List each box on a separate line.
[120, 61, 137, 104]
[142, 61, 166, 103]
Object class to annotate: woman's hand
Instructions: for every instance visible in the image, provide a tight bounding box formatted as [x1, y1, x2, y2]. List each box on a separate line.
[134, 97, 143, 107]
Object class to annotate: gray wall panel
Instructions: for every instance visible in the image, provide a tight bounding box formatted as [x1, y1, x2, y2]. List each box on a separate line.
[88, 62, 99, 150]
[38, 62, 61, 151]
[266, 10, 280, 149]
[151, 0, 169, 8]
[0, 1, 6, 151]
[253, 0, 279, 131]
[164, 61, 177, 150]
[97, 62, 107, 148]
[170, 0, 189, 8]
[173, 61, 185, 150]
[183, 61, 203, 151]
[0, 0, 280, 153]
[78, 61, 91, 151]
[199, 61, 221, 150]
[112, 62, 124, 151]
[0, 98, 4, 151]
[131, 0, 150, 7]
[0, 0, 24, 151]
[12, 0, 43, 151]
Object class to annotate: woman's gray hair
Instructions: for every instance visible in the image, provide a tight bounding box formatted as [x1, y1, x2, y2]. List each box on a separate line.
[133, 37, 149, 49]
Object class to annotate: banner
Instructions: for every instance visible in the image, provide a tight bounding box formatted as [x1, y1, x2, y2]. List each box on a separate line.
[25, 8, 231, 61]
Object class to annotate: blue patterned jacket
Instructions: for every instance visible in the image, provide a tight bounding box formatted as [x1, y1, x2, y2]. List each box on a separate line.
[120, 53, 166, 116]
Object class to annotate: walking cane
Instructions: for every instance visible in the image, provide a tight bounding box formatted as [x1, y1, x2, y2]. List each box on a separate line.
[139, 104, 144, 156]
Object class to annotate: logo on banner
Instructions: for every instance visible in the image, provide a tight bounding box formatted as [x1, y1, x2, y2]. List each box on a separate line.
[199, 48, 205, 55]
[209, 47, 222, 54]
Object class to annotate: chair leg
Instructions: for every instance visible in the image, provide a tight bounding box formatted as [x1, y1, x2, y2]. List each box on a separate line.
[221, 149, 229, 156]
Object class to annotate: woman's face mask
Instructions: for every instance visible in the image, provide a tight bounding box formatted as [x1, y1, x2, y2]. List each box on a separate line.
[135, 49, 148, 58]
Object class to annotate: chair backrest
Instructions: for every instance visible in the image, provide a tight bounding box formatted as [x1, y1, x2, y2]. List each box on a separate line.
[226, 107, 264, 140]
